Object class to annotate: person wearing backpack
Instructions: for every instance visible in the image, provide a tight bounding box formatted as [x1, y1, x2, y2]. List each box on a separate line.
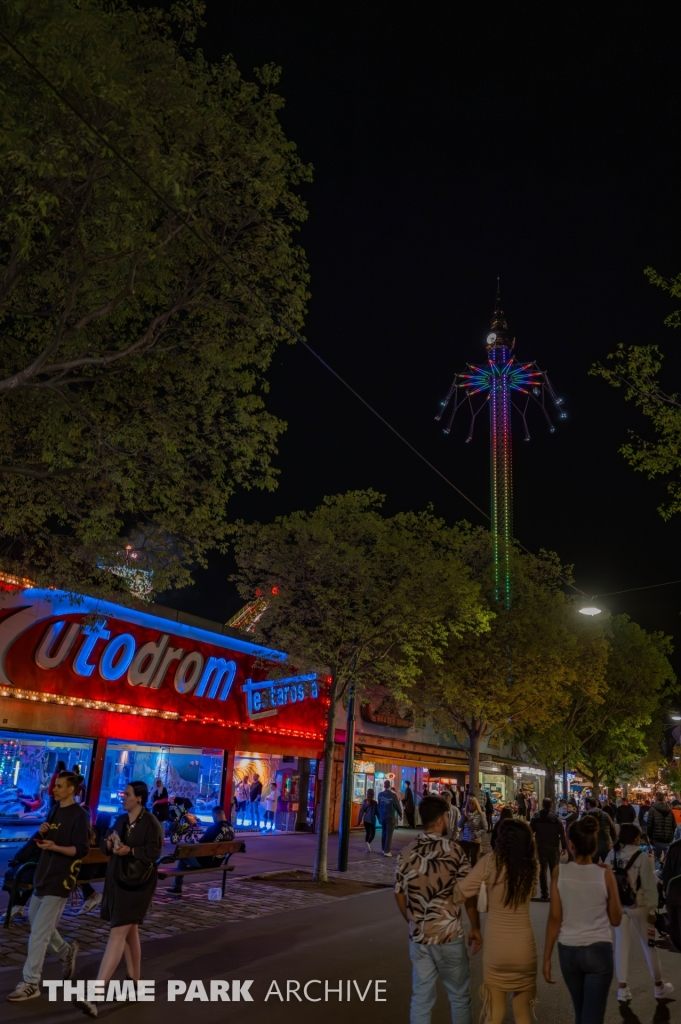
[581, 796, 616, 863]
[605, 823, 674, 1003]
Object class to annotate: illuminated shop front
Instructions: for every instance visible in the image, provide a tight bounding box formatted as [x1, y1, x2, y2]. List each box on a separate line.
[0, 588, 326, 834]
[512, 764, 546, 803]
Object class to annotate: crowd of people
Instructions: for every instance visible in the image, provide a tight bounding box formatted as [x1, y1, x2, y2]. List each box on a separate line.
[394, 789, 681, 1024]
[4, 769, 235, 1017]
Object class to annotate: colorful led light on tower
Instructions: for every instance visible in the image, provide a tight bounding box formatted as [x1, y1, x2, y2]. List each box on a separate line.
[436, 287, 564, 608]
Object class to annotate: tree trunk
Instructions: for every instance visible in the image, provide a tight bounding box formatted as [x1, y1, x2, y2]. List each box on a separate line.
[313, 675, 338, 882]
[468, 720, 482, 798]
[591, 767, 600, 798]
[544, 767, 555, 802]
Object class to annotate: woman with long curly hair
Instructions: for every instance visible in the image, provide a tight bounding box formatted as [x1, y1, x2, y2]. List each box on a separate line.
[455, 817, 539, 1024]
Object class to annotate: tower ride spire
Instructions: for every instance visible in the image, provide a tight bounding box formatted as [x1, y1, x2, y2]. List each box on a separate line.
[435, 290, 564, 608]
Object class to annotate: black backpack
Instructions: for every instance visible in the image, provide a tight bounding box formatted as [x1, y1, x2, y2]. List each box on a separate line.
[612, 849, 642, 907]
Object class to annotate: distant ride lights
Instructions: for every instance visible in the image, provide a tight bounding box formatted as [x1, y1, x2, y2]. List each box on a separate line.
[436, 286, 564, 608]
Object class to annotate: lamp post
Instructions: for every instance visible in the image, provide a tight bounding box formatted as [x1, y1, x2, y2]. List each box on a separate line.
[337, 684, 356, 872]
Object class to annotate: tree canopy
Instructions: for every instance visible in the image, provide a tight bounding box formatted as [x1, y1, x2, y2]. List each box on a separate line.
[593, 267, 681, 519]
[232, 490, 488, 878]
[569, 614, 675, 793]
[410, 536, 599, 791]
[0, 0, 310, 593]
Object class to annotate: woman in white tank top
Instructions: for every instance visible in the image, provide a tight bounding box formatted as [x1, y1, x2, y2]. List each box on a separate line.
[543, 815, 621, 1024]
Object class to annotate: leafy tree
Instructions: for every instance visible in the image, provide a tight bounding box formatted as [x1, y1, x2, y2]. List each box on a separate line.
[411, 537, 588, 793]
[592, 267, 681, 519]
[232, 491, 488, 880]
[0, 0, 310, 593]
[566, 615, 675, 794]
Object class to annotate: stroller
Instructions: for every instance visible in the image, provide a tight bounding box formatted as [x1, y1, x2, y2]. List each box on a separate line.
[167, 798, 201, 845]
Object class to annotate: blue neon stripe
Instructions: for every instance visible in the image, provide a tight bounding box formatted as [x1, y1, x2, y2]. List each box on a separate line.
[23, 590, 287, 663]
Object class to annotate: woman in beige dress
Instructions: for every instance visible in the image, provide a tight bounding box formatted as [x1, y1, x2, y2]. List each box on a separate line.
[456, 818, 538, 1024]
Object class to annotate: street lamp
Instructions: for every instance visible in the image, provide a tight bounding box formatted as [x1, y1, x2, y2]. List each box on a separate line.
[578, 606, 602, 616]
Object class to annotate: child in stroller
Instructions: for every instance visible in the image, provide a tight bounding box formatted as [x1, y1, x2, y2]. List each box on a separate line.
[167, 796, 202, 844]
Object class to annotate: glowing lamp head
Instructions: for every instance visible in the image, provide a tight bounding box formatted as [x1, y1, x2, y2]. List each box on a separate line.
[578, 606, 602, 617]
[486, 332, 497, 346]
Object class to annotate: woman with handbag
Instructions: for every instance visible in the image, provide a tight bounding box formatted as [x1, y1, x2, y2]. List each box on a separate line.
[79, 781, 163, 1017]
[458, 795, 486, 866]
[455, 818, 539, 1024]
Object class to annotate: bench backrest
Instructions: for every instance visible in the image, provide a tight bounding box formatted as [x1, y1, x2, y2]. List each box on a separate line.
[174, 840, 246, 860]
[80, 848, 110, 866]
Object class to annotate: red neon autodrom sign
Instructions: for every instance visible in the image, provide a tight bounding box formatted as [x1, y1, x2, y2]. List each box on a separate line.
[0, 591, 325, 737]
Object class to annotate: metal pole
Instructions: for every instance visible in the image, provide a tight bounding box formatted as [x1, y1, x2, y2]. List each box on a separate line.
[337, 685, 356, 872]
[562, 747, 568, 802]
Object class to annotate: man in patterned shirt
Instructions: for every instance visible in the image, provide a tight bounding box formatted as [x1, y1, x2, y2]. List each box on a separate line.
[395, 795, 481, 1024]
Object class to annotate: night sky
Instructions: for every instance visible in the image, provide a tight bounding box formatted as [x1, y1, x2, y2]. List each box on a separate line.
[160, 4, 681, 675]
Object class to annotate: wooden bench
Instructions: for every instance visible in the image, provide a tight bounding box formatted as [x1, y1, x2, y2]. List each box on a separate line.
[3, 847, 110, 929]
[157, 839, 246, 897]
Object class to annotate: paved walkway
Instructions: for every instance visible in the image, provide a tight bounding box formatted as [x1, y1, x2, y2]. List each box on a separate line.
[0, 831, 407, 968]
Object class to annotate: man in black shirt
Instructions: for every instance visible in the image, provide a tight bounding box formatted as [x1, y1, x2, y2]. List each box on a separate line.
[615, 797, 636, 826]
[8, 771, 90, 1002]
[168, 806, 235, 894]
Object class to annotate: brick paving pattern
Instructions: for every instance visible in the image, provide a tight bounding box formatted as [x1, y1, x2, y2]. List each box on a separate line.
[0, 879, 336, 968]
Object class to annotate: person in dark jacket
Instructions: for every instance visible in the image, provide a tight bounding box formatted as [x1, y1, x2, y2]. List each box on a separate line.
[582, 795, 617, 863]
[3, 836, 41, 921]
[151, 779, 169, 823]
[358, 788, 379, 851]
[647, 792, 675, 870]
[490, 806, 513, 850]
[401, 781, 415, 829]
[661, 836, 681, 894]
[516, 791, 527, 819]
[80, 780, 164, 1016]
[530, 798, 568, 899]
[602, 797, 617, 821]
[484, 792, 494, 832]
[168, 806, 234, 893]
[615, 797, 637, 826]
[377, 780, 402, 857]
[7, 771, 90, 1003]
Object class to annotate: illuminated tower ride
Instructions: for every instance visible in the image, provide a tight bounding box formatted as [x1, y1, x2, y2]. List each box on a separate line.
[436, 287, 564, 608]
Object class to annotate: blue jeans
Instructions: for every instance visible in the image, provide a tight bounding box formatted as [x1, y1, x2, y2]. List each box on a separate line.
[653, 842, 670, 871]
[409, 939, 471, 1024]
[249, 799, 261, 827]
[558, 942, 613, 1024]
[380, 817, 395, 853]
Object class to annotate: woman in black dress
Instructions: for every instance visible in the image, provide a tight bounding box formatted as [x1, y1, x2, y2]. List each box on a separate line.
[93, 781, 163, 998]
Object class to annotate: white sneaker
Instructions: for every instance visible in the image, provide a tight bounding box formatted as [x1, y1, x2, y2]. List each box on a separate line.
[76, 999, 98, 1017]
[617, 987, 633, 1002]
[655, 982, 674, 1000]
[79, 892, 102, 914]
[366, 842, 371, 853]
[383, 852, 393, 858]
[7, 982, 40, 1002]
[9, 904, 27, 921]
